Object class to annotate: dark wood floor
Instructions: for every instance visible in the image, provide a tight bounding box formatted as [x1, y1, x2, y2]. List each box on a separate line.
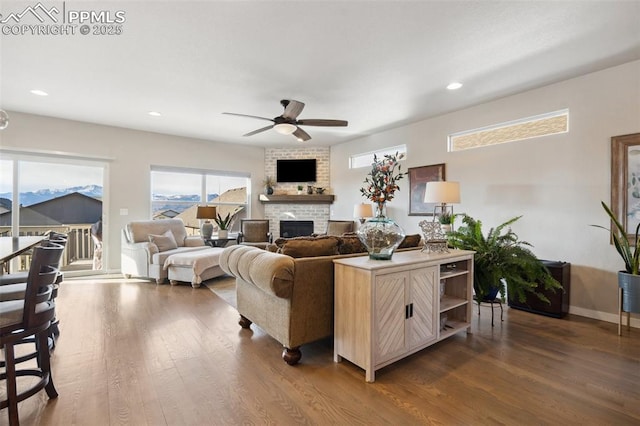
[2, 274, 639, 425]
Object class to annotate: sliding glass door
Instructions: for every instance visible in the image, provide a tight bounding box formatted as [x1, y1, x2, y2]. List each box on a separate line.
[0, 152, 105, 274]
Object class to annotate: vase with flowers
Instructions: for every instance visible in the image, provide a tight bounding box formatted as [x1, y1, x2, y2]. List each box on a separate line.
[357, 152, 406, 259]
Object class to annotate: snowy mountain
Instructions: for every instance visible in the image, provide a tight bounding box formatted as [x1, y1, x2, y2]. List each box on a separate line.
[0, 185, 103, 206]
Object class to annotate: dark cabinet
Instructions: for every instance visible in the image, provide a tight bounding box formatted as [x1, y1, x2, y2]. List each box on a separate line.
[508, 260, 570, 318]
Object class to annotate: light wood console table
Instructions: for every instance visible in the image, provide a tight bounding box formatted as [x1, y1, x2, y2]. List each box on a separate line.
[333, 249, 474, 382]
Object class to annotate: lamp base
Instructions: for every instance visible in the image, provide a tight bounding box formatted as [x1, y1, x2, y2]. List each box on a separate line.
[201, 221, 214, 239]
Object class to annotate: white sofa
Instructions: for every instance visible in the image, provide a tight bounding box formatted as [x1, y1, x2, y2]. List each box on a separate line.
[121, 219, 209, 283]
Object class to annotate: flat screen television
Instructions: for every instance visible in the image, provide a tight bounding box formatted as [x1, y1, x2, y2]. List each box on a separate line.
[276, 159, 317, 183]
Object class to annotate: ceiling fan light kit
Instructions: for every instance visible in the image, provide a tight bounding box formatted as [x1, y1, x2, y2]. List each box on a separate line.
[273, 123, 297, 135]
[223, 99, 348, 142]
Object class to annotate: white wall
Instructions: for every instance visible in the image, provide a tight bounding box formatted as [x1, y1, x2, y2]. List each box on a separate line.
[330, 60, 640, 324]
[0, 112, 266, 272]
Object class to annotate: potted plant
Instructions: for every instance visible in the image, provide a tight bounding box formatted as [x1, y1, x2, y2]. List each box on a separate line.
[438, 211, 454, 233]
[214, 212, 233, 239]
[297, 185, 304, 195]
[447, 214, 562, 304]
[263, 176, 276, 195]
[592, 201, 640, 318]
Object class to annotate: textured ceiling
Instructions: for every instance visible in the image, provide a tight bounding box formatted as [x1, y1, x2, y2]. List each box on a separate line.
[1, 0, 639, 147]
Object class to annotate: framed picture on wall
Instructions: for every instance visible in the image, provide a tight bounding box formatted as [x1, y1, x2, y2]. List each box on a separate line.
[408, 163, 446, 216]
[612, 133, 640, 244]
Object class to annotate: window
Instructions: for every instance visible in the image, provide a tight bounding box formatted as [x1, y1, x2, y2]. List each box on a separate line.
[350, 144, 407, 169]
[150, 167, 249, 233]
[448, 109, 569, 152]
[0, 151, 105, 274]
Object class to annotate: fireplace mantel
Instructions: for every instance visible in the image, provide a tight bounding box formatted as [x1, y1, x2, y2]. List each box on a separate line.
[259, 194, 335, 204]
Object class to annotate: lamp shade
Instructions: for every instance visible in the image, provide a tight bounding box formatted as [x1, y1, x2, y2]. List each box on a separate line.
[196, 206, 217, 220]
[353, 203, 374, 219]
[424, 181, 461, 203]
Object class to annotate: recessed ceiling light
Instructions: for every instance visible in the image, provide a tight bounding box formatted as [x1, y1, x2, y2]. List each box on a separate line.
[30, 89, 48, 96]
[446, 82, 463, 90]
[148, 111, 162, 117]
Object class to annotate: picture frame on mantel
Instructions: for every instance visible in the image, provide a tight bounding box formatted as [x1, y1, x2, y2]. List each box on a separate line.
[612, 133, 640, 244]
[408, 163, 446, 216]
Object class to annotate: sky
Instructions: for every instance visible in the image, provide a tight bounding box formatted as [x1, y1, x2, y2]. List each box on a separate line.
[0, 159, 103, 193]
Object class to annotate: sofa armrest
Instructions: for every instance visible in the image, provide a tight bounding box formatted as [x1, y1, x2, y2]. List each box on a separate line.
[220, 245, 295, 298]
[184, 236, 205, 247]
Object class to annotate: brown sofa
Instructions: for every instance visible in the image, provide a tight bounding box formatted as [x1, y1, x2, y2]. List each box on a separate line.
[218, 233, 422, 365]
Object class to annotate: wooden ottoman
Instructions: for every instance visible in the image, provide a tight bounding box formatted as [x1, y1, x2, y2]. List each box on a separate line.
[163, 248, 226, 288]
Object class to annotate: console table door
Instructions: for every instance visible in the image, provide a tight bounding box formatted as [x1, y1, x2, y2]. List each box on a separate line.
[408, 266, 438, 349]
[374, 272, 408, 364]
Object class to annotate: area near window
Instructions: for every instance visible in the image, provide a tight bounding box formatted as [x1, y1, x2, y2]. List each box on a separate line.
[150, 166, 250, 234]
[0, 151, 106, 275]
[448, 109, 569, 152]
[350, 144, 407, 169]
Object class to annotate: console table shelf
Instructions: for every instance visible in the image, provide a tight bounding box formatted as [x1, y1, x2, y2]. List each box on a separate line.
[333, 249, 475, 382]
[259, 194, 335, 204]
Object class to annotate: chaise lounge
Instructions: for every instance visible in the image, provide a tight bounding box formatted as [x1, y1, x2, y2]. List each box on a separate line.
[121, 219, 212, 284]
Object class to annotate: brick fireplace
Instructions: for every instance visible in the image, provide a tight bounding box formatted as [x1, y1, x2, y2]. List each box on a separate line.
[264, 147, 331, 237]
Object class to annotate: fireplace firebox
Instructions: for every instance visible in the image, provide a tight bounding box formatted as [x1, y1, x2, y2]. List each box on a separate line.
[280, 220, 314, 238]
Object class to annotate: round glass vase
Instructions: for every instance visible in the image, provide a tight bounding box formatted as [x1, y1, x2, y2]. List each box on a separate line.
[357, 204, 405, 260]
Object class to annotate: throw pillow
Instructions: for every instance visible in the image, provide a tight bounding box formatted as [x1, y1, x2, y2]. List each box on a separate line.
[338, 234, 367, 254]
[280, 237, 340, 258]
[398, 234, 422, 249]
[148, 230, 178, 252]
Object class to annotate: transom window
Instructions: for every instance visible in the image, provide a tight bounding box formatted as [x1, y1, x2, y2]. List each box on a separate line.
[350, 144, 407, 169]
[448, 109, 569, 152]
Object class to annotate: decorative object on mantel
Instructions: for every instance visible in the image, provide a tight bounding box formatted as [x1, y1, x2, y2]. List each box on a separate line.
[353, 203, 373, 224]
[196, 206, 217, 239]
[418, 220, 448, 253]
[424, 181, 460, 232]
[357, 152, 406, 260]
[297, 185, 304, 194]
[307, 185, 314, 195]
[315, 187, 325, 194]
[447, 214, 562, 306]
[263, 176, 276, 195]
[592, 201, 640, 335]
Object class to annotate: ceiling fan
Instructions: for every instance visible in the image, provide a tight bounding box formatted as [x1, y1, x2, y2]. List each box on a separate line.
[223, 99, 348, 142]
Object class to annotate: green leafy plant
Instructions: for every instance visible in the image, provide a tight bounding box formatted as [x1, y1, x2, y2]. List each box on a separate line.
[438, 211, 454, 225]
[447, 214, 562, 304]
[297, 185, 304, 191]
[592, 201, 640, 274]
[214, 212, 233, 230]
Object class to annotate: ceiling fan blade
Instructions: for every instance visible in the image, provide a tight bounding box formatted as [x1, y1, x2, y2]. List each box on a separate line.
[243, 125, 274, 137]
[282, 100, 305, 119]
[293, 127, 311, 142]
[222, 112, 274, 122]
[296, 119, 348, 127]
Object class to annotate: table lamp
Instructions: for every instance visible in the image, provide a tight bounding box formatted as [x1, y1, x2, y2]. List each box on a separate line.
[196, 206, 217, 239]
[353, 203, 374, 224]
[423, 181, 460, 231]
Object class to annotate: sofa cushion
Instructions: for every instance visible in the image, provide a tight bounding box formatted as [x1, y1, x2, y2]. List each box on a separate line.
[280, 237, 340, 258]
[149, 230, 178, 252]
[398, 234, 422, 249]
[337, 233, 367, 254]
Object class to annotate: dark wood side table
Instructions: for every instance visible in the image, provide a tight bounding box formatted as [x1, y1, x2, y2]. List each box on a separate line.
[203, 233, 237, 248]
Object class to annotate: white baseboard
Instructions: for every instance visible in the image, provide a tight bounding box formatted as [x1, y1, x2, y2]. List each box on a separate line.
[569, 306, 639, 329]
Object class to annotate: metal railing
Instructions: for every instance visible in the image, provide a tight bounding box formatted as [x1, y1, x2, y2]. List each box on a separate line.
[0, 225, 96, 272]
